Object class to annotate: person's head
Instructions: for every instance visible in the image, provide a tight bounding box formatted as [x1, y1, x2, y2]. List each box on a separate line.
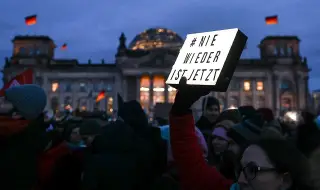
[79, 119, 102, 146]
[202, 97, 220, 123]
[2, 84, 47, 120]
[238, 138, 311, 190]
[238, 106, 256, 120]
[257, 108, 274, 122]
[227, 114, 264, 154]
[117, 93, 148, 131]
[211, 127, 230, 154]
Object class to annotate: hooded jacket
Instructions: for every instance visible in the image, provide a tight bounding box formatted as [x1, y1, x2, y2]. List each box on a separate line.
[169, 113, 232, 190]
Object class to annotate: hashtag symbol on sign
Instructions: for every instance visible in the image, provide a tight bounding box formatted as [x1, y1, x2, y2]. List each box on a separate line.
[190, 38, 197, 47]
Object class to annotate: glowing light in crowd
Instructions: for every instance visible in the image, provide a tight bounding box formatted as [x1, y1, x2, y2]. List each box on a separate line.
[228, 106, 237, 109]
[285, 111, 298, 121]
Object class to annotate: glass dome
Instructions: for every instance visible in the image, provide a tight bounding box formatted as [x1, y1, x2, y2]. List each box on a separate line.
[129, 28, 184, 50]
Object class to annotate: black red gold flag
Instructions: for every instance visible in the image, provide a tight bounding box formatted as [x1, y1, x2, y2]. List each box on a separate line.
[96, 90, 106, 102]
[61, 43, 67, 50]
[25, 15, 37, 26]
[265, 15, 278, 25]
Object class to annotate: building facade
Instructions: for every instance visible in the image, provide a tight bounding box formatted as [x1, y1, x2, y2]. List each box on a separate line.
[2, 28, 311, 117]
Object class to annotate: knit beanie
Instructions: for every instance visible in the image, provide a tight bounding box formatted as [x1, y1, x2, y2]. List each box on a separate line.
[238, 106, 256, 120]
[228, 114, 265, 149]
[215, 109, 242, 124]
[212, 127, 230, 141]
[5, 84, 46, 120]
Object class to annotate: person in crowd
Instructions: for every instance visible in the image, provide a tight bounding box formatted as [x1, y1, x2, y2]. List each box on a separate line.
[36, 130, 72, 190]
[169, 77, 314, 190]
[0, 84, 48, 190]
[196, 96, 221, 135]
[207, 109, 241, 180]
[153, 125, 208, 190]
[79, 119, 102, 147]
[235, 137, 312, 190]
[81, 119, 155, 190]
[117, 93, 168, 179]
[238, 106, 256, 120]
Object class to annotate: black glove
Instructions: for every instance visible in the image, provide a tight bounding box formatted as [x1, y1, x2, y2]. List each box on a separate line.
[171, 77, 211, 116]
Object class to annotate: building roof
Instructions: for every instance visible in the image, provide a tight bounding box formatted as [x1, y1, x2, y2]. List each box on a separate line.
[128, 28, 184, 50]
[260, 36, 300, 43]
[313, 89, 320, 93]
[12, 35, 53, 42]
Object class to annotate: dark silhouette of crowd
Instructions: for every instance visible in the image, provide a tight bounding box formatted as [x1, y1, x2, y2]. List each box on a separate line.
[1, 82, 320, 190]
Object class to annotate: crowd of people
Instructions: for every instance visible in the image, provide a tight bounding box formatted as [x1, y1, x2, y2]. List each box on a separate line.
[1, 80, 320, 190]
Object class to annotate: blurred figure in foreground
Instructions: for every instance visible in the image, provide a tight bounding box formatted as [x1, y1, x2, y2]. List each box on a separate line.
[0, 84, 48, 190]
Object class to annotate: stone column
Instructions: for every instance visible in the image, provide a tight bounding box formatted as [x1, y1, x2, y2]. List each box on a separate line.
[252, 79, 257, 108]
[267, 72, 273, 109]
[239, 78, 244, 106]
[274, 75, 281, 117]
[294, 74, 300, 111]
[72, 82, 77, 110]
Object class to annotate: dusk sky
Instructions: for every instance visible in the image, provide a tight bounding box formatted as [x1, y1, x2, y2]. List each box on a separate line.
[0, 0, 319, 90]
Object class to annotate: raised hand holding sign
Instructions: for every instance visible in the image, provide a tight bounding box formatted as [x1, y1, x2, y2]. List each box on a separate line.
[166, 28, 247, 92]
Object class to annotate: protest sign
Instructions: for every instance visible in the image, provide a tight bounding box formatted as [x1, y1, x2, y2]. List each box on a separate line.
[166, 28, 247, 92]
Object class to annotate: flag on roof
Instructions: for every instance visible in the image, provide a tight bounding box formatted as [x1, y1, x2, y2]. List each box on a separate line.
[265, 15, 278, 25]
[96, 90, 106, 102]
[25, 15, 37, 26]
[61, 43, 67, 50]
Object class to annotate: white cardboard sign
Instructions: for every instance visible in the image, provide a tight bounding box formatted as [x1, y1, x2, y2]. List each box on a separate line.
[166, 28, 247, 91]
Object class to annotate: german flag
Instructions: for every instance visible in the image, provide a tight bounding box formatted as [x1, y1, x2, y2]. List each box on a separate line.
[96, 90, 106, 102]
[25, 15, 37, 26]
[265, 15, 278, 25]
[61, 43, 67, 50]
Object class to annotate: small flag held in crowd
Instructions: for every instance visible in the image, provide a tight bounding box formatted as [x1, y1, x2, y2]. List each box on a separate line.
[265, 15, 278, 25]
[61, 43, 67, 50]
[25, 15, 37, 26]
[96, 90, 106, 102]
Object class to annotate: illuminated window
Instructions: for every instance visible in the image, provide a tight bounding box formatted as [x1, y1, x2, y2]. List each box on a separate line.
[243, 81, 251, 91]
[81, 106, 86, 111]
[140, 76, 150, 111]
[168, 86, 177, 103]
[107, 97, 113, 114]
[52, 82, 59, 92]
[153, 76, 165, 105]
[256, 81, 264, 91]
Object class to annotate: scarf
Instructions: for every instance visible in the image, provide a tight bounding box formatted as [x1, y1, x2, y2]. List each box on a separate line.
[0, 116, 30, 137]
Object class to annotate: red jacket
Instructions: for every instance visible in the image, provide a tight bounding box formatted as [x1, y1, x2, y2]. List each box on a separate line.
[169, 113, 233, 190]
[37, 142, 71, 189]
